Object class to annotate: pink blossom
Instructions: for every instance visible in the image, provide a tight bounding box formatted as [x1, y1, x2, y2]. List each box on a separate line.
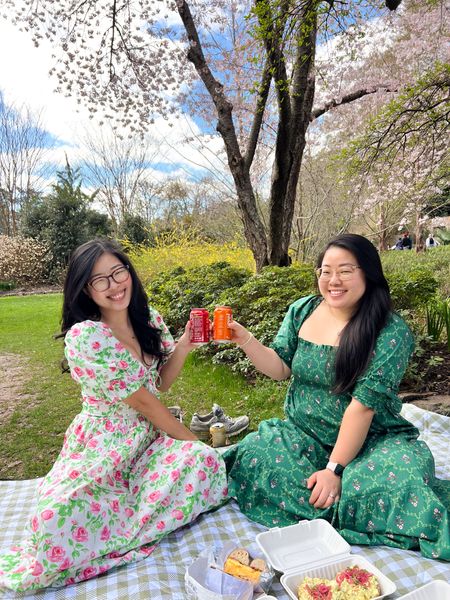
[73, 526, 88, 542]
[31, 561, 44, 576]
[156, 520, 166, 531]
[118, 360, 129, 368]
[85, 368, 96, 379]
[100, 525, 110, 541]
[111, 499, 120, 512]
[70, 453, 82, 460]
[73, 366, 84, 378]
[82, 566, 97, 580]
[88, 438, 98, 448]
[149, 472, 159, 481]
[165, 438, 174, 448]
[41, 509, 54, 521]
[91, 502, 101, 513]
[148, 490, 161, 503]
[69, 470, 80, 480]
[108, 551, 121, 558]
[182, 442, 193, 451]
[222, 486, 228, 497]
[115, 342, 124, 351]
[203, 489, 210, 499]
[161, 496, 171, 507]
[119, 380, 127, 390]
[170, 469, 180, 482]
[204, 455, 215, 468]
[185, 483, 193, 493]
[184, 456, 195, 467]
[71, 328, 81, 337]
[105, 420, 115, 432]
[31, 516, 39, 531]
[125, 507, 134, 518]
[140, 514, 150, 526]
[65, 578, 76, 585]
[59, 557, 72, 571]
[91, 341, 101, 351]
[198, 470, 206, 481]
[171, 508, 184, 521]
[163, 453, 177, 465]
[46, 546, 66, 563]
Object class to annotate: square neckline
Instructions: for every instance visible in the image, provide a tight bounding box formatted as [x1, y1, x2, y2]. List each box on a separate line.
[297, 296, 339, 349]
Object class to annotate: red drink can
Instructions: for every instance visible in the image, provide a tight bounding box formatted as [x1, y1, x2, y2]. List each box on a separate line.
[189, 308, 210, 345]
[213, 306, 233, 343]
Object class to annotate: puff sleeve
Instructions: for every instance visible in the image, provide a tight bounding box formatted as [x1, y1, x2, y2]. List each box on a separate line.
[64, 321, 146, 404]
[351, 314, 414, 415]
[270, 296, 319, 369]
[148, 306, 175, 368]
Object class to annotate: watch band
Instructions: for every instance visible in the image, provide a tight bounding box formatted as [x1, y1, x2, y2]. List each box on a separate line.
[326, 461, 345, 477]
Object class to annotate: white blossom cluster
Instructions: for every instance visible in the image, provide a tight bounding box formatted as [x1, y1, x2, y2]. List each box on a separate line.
[0, 235, 52, 285]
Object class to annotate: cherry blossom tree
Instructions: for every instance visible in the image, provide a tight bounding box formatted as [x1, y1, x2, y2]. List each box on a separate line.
[2, 0, 406, 268]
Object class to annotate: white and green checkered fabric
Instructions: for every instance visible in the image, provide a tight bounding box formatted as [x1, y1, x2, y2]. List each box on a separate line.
[1, 405, 449, 599]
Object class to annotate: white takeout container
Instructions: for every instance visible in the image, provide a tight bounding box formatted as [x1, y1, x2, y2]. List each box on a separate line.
[256, 519, 397, 600]
[397, 580, 450, 599]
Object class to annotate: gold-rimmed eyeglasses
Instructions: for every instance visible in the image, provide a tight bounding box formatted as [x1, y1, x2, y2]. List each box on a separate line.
[315, 265, 361, 281]
[87, 265, 130, 292]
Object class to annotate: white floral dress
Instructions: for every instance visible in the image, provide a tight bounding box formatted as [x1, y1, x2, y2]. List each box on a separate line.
[0, 308, 228, 591]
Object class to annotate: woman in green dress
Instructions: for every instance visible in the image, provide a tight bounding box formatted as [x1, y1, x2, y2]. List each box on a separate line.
[224, 234, 449, 560]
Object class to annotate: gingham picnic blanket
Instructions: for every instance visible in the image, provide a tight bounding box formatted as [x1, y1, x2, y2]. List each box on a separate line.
[1, 404, 449, 599]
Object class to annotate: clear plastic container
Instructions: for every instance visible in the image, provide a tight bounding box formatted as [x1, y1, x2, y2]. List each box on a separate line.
[397, 580, 450, 599]
[256, 519, 396, 600]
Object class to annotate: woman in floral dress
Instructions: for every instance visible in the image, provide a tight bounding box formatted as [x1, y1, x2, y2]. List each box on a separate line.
[0, 239, 227, 591]
[225, 234, 449, 560]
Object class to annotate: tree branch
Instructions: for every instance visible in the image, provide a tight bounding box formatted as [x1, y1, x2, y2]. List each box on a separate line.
[311, 85, 398, 121]
[244, 59, 272, 170]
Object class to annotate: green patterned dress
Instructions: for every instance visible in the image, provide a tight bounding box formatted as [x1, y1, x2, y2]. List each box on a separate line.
[224, 295, 450, 560]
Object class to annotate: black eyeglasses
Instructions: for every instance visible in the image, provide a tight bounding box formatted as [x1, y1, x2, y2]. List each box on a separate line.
[87, 266, 130, 292]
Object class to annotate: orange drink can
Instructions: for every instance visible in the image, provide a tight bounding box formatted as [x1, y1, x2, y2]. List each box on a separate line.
[213, 306, 233, 343]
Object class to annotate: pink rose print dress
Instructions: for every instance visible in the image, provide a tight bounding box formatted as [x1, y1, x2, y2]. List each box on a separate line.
[0, 307, 228, 591]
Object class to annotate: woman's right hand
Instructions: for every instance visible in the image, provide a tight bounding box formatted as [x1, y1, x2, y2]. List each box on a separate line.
[228, 320, 251, 346]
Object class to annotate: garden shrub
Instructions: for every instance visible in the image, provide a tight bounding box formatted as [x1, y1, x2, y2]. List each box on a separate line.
[129, 228, 255, 284]
[0, 235, 52, 286]
[146, 262, 252, 334]
[385, 266, 438, 311]
[205, 264, 316, 376]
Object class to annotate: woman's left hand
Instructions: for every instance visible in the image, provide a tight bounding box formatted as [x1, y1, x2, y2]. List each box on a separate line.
[307, 469, 341, 509]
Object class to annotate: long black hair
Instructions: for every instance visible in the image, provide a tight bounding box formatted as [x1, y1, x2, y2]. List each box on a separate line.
[316, 234, 392, 395]
[60, 238, 166, 363]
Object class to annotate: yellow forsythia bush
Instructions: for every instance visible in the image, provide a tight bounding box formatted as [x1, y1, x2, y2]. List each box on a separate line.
[0, 235, 52, 286]
[128, 229, 255, 285]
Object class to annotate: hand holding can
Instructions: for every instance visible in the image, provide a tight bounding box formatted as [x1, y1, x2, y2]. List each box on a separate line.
[189, 308, 210, 345]
[213, 306, 233, 343]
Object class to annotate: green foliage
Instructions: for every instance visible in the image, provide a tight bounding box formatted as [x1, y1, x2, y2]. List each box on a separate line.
[435, 227, 450, 245]
[146, 262, 252, 334]
[209, 264, 316, 375]
[426, 299, 447, 341]
[118, 213, 151, 246]
[21, 160, 112, 281]
[381, 246, 450, 307]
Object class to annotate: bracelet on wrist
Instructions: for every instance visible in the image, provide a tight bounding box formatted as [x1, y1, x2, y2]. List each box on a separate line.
[238, 333, 253, 349]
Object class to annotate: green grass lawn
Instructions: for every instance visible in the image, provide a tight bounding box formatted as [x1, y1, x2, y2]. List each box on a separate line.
[0, 294, 286, 480]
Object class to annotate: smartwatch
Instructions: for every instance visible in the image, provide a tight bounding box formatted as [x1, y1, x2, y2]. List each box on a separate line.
[326, 461, 345, 477]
